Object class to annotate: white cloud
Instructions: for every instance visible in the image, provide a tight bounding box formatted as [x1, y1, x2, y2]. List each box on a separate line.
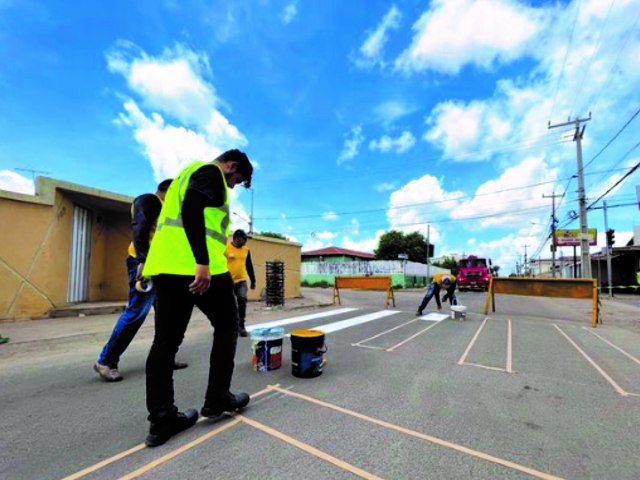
[323, 212, 338, 221]
[353, 5, 401, 68]
[337, 126, 364, 164]
[0, 170, 34, 194]
[395, 0, 541, 75]
[452, 156, 559, 228]
[349, 218, 360, 235]
[373, 100, 418, 126]
[341, 231, 384, 254]
[375, 182, 396, 192]
[281, 3, 298, 24]
[107, 42, 247, 182]
[475, 233, 540, 275]
[370, 131, 416, 154]
[387, 174, 463, 241]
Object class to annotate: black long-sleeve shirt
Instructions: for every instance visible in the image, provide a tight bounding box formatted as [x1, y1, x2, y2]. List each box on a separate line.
[131, 193, 163, 263]
[182, 165, 226, 265]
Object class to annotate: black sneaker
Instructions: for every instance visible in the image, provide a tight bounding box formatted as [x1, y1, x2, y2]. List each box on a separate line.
[238, 327, 249, 337]
[201, 392, 250, 418]
[145, 409, 199, 447]
[415, 310, 423, 316]
[173, 361, 189, 370]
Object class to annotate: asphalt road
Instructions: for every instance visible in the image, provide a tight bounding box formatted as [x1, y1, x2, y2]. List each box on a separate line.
[1, 289, 639, 479]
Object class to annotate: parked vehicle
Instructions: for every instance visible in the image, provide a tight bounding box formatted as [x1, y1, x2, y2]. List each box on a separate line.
[457, 255, 493, 291]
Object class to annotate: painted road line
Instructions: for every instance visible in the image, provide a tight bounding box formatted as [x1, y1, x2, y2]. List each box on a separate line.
[354, 318, 420, 346]
[419, 312, 449, 322]
[308, 310, 401, 335]
[386, 319, 444, 352]
[581, 327, 640, 366]
[268, 385, 566, 480]
[458, 316, 489, 365]
[60, 385, 277, 480]
[236, 414, 384, 480]
[506, 319, 513, 374]
[118, 419, 242, 480]
[463, 362, 507, 373]
[554, 324, 629, 397]
[352, 343, 389, 351]
[247, 308, 358, 331]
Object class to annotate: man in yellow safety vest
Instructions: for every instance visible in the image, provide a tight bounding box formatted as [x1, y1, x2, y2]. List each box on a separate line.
[142, 149, 253, 447]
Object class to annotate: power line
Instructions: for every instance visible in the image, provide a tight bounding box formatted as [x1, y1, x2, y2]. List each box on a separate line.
[256, 167, 624, 221]
[583, 105, 640, 171]
[548, 0, 583, 121]
[568, 0, 616, 118]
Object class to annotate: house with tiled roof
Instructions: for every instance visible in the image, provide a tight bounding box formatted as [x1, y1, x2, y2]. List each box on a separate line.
[302, 246, 375, 263]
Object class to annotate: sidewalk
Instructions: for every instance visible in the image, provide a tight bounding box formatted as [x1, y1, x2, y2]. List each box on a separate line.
[0, 290, 334, 347]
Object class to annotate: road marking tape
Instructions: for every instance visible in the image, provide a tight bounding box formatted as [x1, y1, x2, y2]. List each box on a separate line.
[235, 414, 384, 480]
[247, 308, 358, 331]
[554, 324, 629, 397]
[267, 385, 566, 480]
[60, 385, 277, 480]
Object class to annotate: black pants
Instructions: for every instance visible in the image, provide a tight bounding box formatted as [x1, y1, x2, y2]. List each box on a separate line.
[146, 272, 239, 422]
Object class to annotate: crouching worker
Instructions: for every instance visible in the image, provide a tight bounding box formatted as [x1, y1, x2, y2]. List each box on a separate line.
[416, 272, 457, 316]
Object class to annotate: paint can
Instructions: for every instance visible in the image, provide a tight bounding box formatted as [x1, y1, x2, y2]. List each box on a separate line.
[290, 329, 327, 378]
[251, 327, 284, 372]
[451, 305, 467, 320]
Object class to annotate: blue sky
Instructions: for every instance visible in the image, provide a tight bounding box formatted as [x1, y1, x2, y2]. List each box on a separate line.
[1, 0, 639, 273]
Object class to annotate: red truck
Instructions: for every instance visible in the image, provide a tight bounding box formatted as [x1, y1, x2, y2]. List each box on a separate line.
[456, 255, 493, 291]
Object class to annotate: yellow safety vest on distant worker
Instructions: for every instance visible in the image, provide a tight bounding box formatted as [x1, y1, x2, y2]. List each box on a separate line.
[127, 195, 162, 259]
[143, 161, 230, 276]
[226, 240, 250, 284]
[433, 272, 456, 286]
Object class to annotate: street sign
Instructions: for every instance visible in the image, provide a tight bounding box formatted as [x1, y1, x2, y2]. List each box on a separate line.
[554, 228, 597, 246]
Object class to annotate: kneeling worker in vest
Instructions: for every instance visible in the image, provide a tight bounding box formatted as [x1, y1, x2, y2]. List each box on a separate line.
[226, 229, 256, 337]
[142, 149, 254, 447]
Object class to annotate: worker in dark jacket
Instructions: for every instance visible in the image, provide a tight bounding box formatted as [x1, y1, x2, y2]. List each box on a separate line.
[94, 179, 187, 382]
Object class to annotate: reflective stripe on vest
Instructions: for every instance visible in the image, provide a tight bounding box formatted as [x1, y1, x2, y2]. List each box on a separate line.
[143, 161, 230, 276]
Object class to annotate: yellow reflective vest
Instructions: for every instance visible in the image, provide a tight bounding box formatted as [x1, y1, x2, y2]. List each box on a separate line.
[143, 161, 230, 276]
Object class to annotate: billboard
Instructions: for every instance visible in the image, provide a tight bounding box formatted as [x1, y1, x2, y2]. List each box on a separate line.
[554, 228, 597, 246]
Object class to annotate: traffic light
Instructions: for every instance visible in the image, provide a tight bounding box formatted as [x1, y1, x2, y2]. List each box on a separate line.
[606, 229, 616, 246]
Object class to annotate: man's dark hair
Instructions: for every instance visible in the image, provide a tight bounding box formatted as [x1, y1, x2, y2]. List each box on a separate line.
[157, 179, 173, 193]
[233, 229, 248, 239]
[216, 149, 253, 188]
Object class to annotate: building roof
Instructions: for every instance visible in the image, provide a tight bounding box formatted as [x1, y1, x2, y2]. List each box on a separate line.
[302, 246, 375, 259]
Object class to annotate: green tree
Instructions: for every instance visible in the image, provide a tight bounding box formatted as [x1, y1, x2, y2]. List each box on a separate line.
[257, 231, 289, 241]
[375, 230, 433, 263]
[432, 256, 459, 275]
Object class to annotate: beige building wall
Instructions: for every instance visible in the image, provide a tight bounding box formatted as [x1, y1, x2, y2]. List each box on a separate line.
[245, 235, 302, 301]
[0, 178, 132, 320]
[1, 177, 303, 320]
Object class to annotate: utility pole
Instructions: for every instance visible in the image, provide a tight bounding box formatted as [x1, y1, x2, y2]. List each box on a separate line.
[603, 201, 613, 298]
[543, 192, 564, 277]
[426, 224, 431, 280]
[548, 113, 592, 278]
[249, 188, 254, 234]
[521, 245, 529, 276]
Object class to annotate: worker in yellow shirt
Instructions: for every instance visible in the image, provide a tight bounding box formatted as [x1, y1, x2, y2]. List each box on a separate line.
[226, 229, 256, 337]
[416, 272, 457, 315]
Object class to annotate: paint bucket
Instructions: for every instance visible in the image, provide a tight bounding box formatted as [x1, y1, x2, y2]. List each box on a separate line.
[251, 327, 284, 372]
[451, 305, 467, 320]
[290, 329, 327, 378]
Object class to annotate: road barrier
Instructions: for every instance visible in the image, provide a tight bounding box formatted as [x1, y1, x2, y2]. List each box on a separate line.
[333, 276, 396, 308]
[484, 277, 599, 327]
